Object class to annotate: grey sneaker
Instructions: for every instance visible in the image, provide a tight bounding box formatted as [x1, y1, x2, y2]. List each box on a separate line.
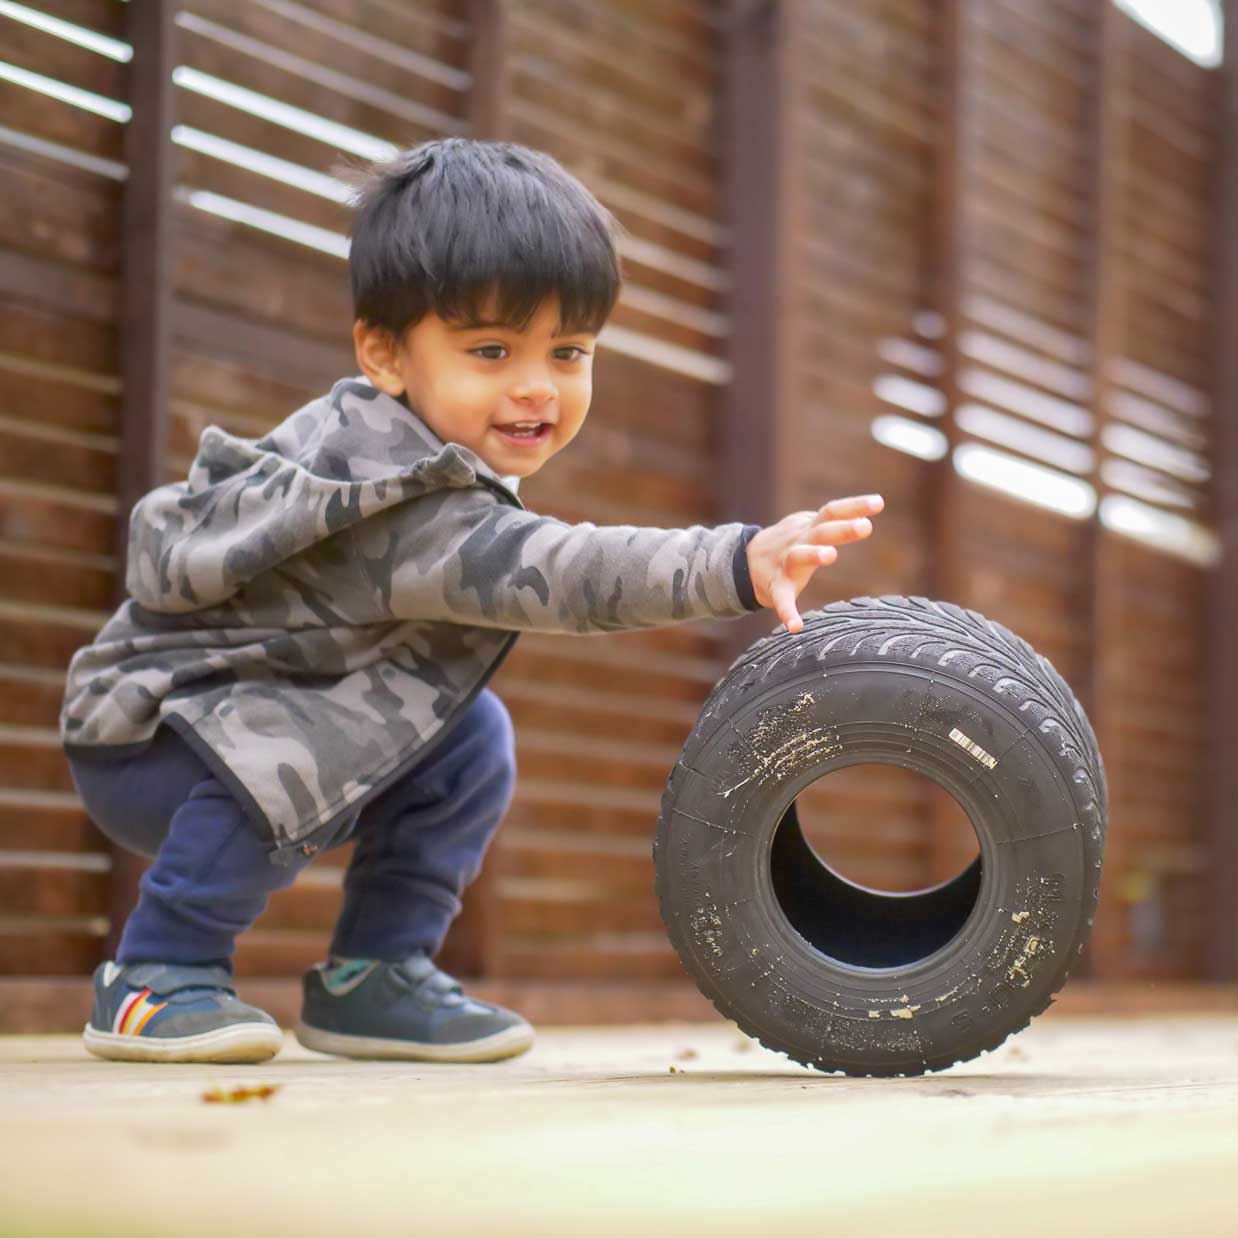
[83, 960, 284, 1064]
[295, 953, 535, 1063]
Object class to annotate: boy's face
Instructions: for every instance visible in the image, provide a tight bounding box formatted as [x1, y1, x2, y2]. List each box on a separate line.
[353, 294, 596, 479]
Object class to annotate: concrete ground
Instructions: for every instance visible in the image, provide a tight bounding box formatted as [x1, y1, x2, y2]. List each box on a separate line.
[1, 1015, 1236, 1238]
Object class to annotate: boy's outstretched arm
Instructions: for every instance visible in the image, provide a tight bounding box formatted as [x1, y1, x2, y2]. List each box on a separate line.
[341, 489, 882, 636]
[358, 488, 756, 634]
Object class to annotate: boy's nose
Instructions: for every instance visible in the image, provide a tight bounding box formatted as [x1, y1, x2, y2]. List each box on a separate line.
[510, 375, 556, 408]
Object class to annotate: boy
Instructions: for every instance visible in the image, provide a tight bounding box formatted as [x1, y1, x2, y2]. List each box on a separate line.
[59, 138, 883, 1064]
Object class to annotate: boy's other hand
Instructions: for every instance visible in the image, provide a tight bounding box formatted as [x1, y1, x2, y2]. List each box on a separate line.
[746, 494, 884, 634]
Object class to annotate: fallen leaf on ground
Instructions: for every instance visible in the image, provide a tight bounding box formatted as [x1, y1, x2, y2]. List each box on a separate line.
[202, 1084, 281, 1104]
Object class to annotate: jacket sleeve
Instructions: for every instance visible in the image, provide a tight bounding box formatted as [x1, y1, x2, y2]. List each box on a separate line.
[348, 486, 764, 635]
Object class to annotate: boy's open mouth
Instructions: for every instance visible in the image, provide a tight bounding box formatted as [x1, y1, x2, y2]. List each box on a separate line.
[493, 422, 551, 447]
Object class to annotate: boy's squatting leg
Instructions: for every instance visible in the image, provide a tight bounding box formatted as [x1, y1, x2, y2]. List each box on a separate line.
[328, 687, 517, 963]
[114, 770, 324, 967]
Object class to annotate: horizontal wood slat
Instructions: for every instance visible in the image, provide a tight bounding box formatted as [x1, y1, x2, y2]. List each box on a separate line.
[183, 0, 468, 121]
[0, 145, 122, 274]
[0, 929, 102, 976]
[176, 26, 454, 150]
[173, 205, 352, 343]
[0, 494, 115, 576]
[0, 799, 102, 852]
[498, 936, 683, 980]
[0, 867, 106, 915]
[0, 12, 128, 101]
[0, 78, 123, 162]
[29, 0, 126, 39]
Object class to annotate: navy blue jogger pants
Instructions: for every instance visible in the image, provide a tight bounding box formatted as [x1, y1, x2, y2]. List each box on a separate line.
[65, 689, 517, 971]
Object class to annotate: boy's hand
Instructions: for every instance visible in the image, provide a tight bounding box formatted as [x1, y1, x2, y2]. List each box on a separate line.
[746, 494, 884, 634]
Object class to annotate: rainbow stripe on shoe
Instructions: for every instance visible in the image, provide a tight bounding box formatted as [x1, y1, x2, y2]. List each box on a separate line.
[112, 987, 169, 1037]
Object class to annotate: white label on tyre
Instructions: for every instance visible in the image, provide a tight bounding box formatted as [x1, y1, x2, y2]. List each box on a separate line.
[949, 727, 997, 769]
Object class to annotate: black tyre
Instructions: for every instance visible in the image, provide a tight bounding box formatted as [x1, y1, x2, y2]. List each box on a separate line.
[654, 596, 1107, 1076]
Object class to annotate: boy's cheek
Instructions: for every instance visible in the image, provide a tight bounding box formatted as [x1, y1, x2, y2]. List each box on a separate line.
[442, 373, 498, 412]
[566, 380, 593, 422]
[554, 414, 588, 452]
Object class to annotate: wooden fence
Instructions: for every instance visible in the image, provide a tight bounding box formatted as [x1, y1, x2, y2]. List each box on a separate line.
[0, 0, 1233, 1026]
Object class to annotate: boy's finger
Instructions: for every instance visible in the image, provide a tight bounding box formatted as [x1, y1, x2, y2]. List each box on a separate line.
[815, 495, 884, 521]
[769, 578, 803, 634]
[785, 544, 838, 568]
[807, 516, 872, 544]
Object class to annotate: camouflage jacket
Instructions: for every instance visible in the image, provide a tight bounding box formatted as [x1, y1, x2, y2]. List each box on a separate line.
[60, 378, 762, 865]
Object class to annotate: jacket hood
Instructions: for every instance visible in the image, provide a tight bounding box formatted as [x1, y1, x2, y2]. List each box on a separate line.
[124, 378, 512, 614]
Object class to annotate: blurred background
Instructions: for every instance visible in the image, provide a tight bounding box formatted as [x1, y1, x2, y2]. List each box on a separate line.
[0, 0, 1234, 1029]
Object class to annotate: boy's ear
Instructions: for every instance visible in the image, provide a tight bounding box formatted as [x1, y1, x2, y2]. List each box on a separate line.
[352, 320, 405, 397]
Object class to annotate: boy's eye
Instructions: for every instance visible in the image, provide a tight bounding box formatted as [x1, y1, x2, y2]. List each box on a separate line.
[471, 345, 507, 360]
[554, 346, 590, 362]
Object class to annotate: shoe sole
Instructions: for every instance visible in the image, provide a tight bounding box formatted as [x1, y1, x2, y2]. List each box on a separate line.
[293, 1018, 534, 1063]
[83, 1021, 284, 1064]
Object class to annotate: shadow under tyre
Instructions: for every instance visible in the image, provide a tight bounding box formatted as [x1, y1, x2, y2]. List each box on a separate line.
[654, 596, 1107, 1077]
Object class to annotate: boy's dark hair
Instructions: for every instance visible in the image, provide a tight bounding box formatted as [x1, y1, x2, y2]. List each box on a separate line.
[346, 138, 623, 339]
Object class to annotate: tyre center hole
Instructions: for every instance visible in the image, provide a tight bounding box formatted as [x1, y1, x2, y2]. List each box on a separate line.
[770, 763, 983, 969]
